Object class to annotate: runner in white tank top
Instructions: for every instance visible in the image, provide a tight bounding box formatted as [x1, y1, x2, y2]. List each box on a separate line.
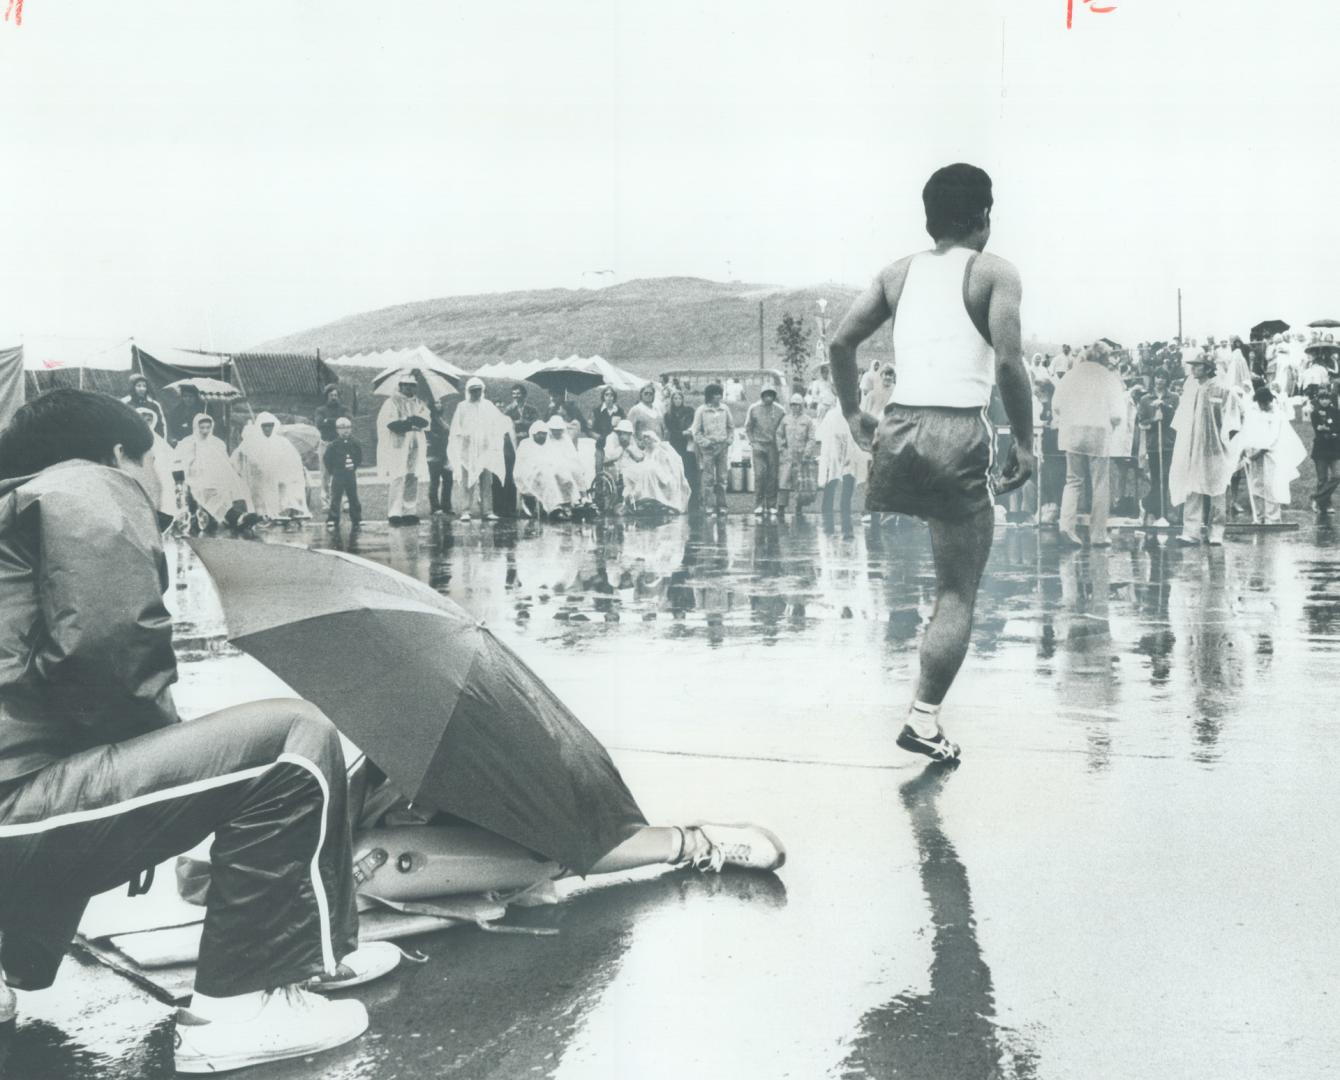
[824, 164, 1036, 764]
[890, 247, 995, 409]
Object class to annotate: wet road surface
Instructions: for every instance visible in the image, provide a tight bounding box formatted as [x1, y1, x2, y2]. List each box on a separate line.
[5, 514, 1340, 1080]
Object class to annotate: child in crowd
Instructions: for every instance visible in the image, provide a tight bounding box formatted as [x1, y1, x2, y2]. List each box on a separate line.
[324, 416, 364, 528]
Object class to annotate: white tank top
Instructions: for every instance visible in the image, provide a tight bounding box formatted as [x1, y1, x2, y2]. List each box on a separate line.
[890, 247, 995, 409]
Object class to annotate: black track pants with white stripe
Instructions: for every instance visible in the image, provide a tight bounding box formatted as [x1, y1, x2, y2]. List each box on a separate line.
[0, 699, 359, 996]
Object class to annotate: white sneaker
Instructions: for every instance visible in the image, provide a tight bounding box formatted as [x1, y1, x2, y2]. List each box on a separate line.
[458, 512, 472, 522]
[174, 986, 369, 1074]
[305, 943, 401, 992]
[677, 823, 786, 873]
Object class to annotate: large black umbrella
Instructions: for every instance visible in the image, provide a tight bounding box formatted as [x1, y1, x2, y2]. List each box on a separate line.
[188, 539, 646, 874]
[1250, 319, 1290, 340]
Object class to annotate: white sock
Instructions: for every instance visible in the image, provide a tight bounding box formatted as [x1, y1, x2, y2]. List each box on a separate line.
[907, 701, 941, 738]
[189, 989, 266, 1023]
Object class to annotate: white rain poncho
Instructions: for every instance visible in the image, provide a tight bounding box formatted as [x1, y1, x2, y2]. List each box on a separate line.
[860, 377, 894, 419]
[1237, 402, 1307, 505]
[816, 403, 869, 487]
[543, 422, 587, 505]
[377, 390, 431, 484]
[1052, 360, 1127, 455]
[1168, 376, 1244, 504]
[514, 421, 567, 513]
[232, 412, 310, 518]
[448, 391, 510, 486]
[134, 408, 180, 519]
[176, 414, 249, 522]
[622, 432, 691, 513]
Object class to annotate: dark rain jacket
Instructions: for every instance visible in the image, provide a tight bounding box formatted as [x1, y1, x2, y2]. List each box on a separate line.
[0, 462, 179, 987]
[0, 461, 179, 788]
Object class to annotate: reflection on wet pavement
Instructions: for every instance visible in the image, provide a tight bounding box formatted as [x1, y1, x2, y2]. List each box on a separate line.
[9, 517, 1340, 1079]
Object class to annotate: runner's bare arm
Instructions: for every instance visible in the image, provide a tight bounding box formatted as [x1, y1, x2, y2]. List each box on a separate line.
[829, 275, 892, 417]
[985, 259, 1035, 494]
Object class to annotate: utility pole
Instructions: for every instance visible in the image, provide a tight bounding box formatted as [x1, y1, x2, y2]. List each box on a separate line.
[758, 301, 764, 370]
[1177, 288, 1183, 343]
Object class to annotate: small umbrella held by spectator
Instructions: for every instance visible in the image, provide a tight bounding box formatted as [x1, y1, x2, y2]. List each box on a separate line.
[165, 376, 244, 401]
[188, 540, 647, 874]
[372, 366, 458, 401]
[1250, 320, 1291, 341]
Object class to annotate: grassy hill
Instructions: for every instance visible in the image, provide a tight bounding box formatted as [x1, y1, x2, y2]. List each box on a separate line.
[255, 277, 897, 377]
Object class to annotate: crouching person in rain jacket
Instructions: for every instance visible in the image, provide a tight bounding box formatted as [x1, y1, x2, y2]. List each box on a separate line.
[0, 389, 368, 1072]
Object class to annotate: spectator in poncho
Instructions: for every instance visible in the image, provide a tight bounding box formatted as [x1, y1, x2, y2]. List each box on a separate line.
[816, 398, 867, 535]
[860, 364, 897, 419]
[777, 392, 816, 521]
[232, 412, 310, 523]
[1052, 342, 1126, 547]
[1170, 351, 1243, 545]
[176, 413, 257, 534]
[377, 376, 431, 525]
[1237, 385, 1306, 525]
[449, 377, 510, 522]
[514, 420, 564, 518]
[623, 430, 690, 514]
[543, 415, 588, 513]
[135, 406, 181, 523]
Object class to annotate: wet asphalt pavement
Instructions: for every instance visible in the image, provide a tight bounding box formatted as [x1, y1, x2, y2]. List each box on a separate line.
[4, 512, 1340, 1080]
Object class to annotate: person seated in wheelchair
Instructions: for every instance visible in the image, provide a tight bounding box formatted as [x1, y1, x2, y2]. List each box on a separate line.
[599, 419, 644, 513]
[622, 429, 691, 516]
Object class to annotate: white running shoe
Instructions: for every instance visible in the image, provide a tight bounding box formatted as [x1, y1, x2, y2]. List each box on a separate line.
[305, 943, 401, 992]
[677, 823, 786, 873]
[458, 512, 472, 522]
[174, 985, 369, 1074]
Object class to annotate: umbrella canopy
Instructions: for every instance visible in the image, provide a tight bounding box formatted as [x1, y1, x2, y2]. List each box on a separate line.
[524, 354, 645, 396]
[278, 421, 322, 458]
[1308, 319, 1340, 329]
[188, 539, 647, 873]
[165, 376, 243, 401]
[1250, 320, 1291, 340]
[372, 365, 458, 401]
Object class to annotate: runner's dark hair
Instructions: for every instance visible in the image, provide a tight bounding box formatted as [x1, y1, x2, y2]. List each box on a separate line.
[704, 382, 723, 398]
[923, 163, 994, 241]
[0, 388, 153, 479]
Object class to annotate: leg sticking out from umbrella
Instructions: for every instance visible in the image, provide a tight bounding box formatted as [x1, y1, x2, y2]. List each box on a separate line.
[190, 540, 787, 901]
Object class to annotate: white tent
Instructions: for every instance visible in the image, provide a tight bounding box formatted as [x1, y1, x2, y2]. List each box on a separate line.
[19, 335, 133, 372]
[326, 345, 465, 380]
[472, 360, 538, 380]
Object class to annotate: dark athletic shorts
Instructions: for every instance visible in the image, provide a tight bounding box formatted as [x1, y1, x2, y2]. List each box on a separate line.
[866, 403, 994, 522]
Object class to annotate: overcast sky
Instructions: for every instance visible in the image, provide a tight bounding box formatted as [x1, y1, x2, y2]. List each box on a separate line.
[2, 0, 1339, 352]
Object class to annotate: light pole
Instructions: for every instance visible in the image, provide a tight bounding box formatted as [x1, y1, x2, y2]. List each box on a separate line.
[814, 298, 830, 375]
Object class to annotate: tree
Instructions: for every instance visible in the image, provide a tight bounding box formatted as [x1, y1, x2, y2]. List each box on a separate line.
[775, 313, 811, 391]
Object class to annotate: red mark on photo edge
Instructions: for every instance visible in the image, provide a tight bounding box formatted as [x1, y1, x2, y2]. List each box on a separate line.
[3, 0, 23, 27]
[1068, 0, 1116, 28]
